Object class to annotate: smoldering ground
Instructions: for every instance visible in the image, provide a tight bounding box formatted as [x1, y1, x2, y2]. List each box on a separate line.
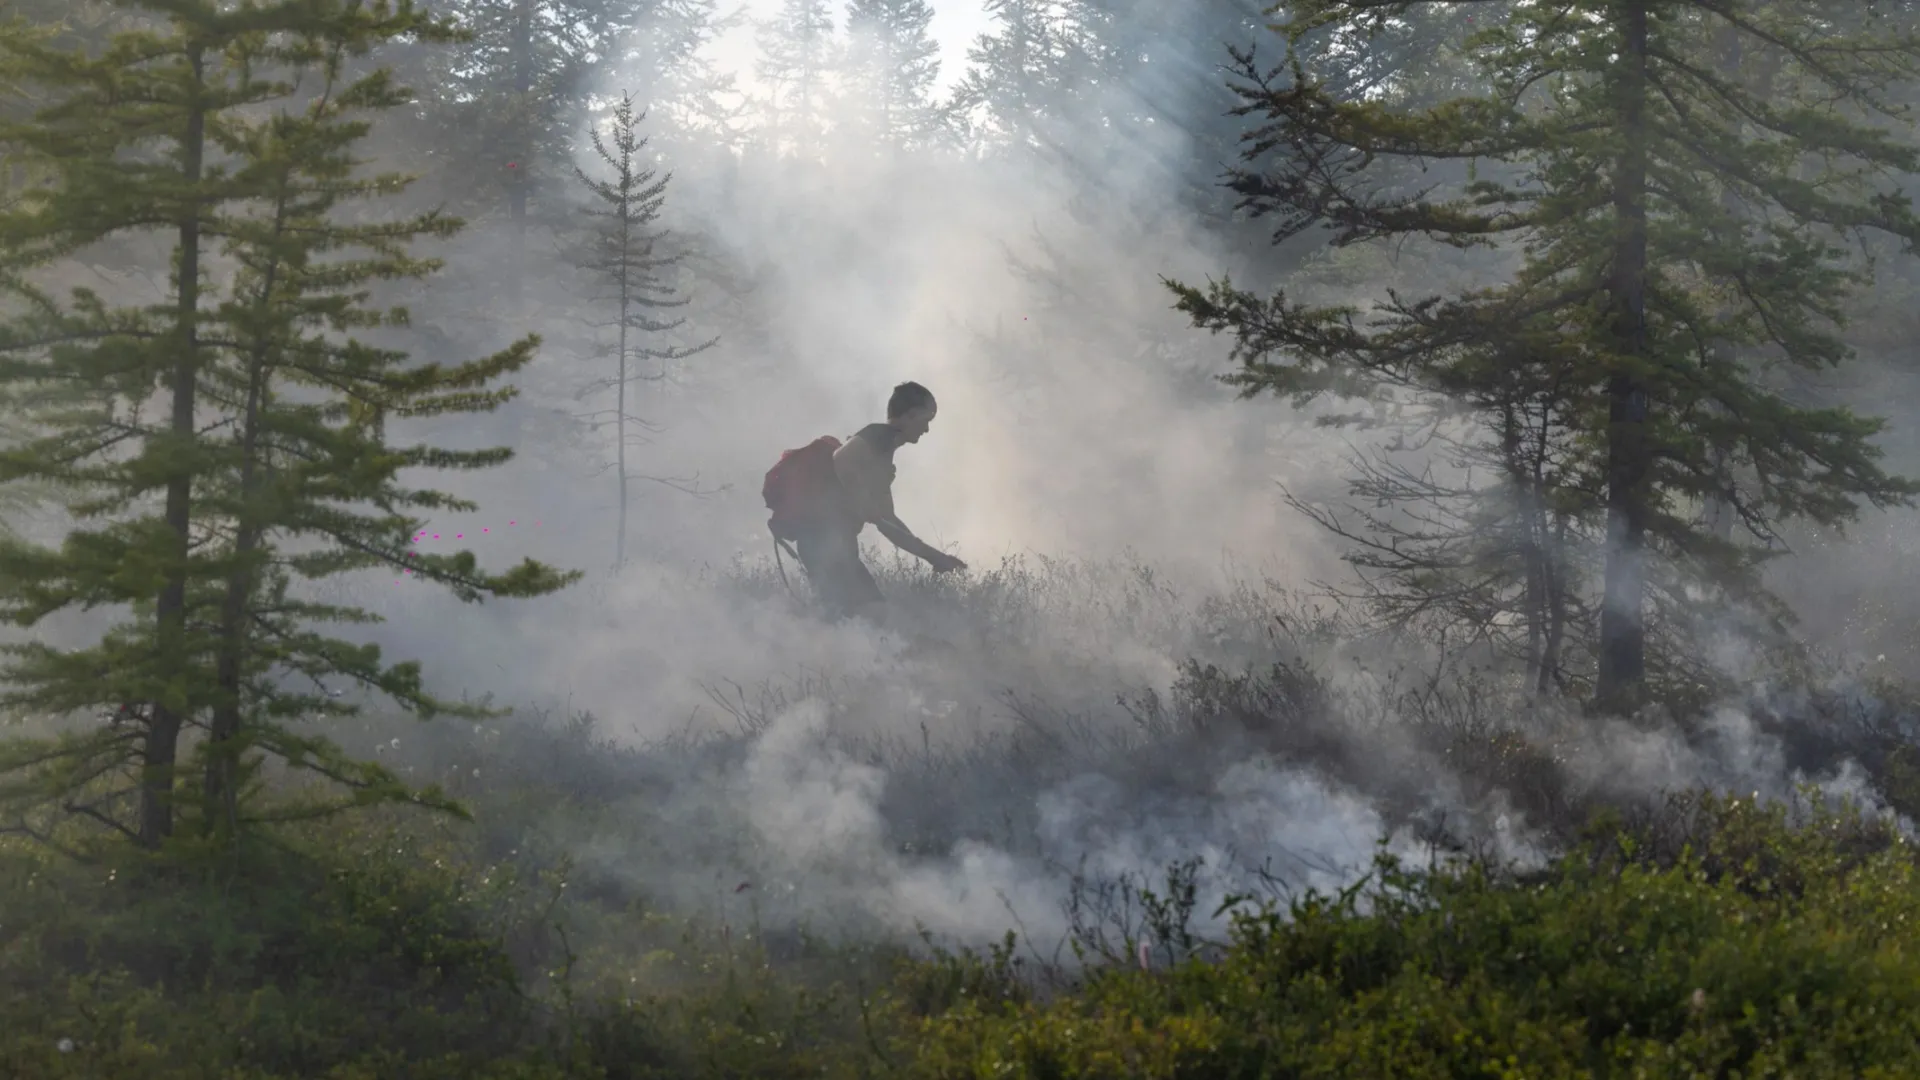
[321, 80, 1415, 954]
[324, 550, 1912, 962]
[278, 5, 1920, 956]
[6, 1, 1920, 966]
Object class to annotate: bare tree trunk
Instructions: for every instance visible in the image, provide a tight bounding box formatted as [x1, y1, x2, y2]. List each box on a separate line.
[508, 0, 532, 306]
[799, 18, 817, 157]
[615, 212, 630, 571]
[1532, 406, 1566, 696]
[1500, 402, 1551, 693]
[1597, 1, 1652, 712]
[141, 46, 208, 849]
[1542, 515, 1570, 696]
[1523, 531, 1547, 690]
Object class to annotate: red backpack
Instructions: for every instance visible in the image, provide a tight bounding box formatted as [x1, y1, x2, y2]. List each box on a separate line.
[762, 435, 844, 544]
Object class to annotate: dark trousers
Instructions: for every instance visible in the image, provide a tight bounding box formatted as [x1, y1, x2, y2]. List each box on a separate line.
[790, 525, 882, 618]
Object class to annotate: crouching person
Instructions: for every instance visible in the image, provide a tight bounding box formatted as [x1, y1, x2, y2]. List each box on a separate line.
[762, 381, 966, 623]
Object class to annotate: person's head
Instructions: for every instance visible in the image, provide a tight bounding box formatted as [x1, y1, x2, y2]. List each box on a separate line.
[886, 381, 937, 443]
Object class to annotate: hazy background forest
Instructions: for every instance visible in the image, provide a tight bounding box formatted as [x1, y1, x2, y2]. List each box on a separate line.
[5, 0, 1920, 1075]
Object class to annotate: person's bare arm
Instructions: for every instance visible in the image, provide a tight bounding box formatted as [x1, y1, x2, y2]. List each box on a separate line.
[834, 438, 957, 567]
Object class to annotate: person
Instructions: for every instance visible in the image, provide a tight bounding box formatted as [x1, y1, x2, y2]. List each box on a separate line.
[788, 381, 966, 623]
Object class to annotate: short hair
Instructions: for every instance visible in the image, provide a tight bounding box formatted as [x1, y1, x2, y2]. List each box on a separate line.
[887, 381, 936, 419]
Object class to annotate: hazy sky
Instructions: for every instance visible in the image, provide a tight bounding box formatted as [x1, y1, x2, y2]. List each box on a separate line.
[709, 0, 996, 93]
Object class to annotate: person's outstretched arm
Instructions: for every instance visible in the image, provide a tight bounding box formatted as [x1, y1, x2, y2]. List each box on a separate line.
[835, 439, 965, 571]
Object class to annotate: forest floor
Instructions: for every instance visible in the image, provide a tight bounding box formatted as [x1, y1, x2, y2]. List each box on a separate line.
[4, 557, 1919, 1078]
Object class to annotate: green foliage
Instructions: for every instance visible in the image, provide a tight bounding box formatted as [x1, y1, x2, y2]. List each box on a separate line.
[0, 0, 578, 849]
[951, 0, 1065, 156]
[7, 675, 1920, 1077]
[1169, 1, 1920, 707]
[0, 822, 542, 1078]
[404, 0, 618, 228]
[401, 0, 738, 228]
[903, 795, 1920, 1078]
[0, 796, 915, 1079]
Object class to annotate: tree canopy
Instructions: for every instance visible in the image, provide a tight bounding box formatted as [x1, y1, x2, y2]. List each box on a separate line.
[1173, 0, 1920, 708]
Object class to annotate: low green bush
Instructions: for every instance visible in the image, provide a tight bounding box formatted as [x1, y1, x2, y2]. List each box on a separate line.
[0, 820, 542, 1078]
[899, 794, 1920, 1079]
[4, 779, 1917, 1078]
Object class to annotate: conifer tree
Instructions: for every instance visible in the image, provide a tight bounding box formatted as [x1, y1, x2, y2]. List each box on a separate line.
[608, 0, 746, 149]
[398, 0, 736, 323]
[0, 0, 291, 848]
[1, 0, 125, 48]
[840, 0, 945, 152]
[409, 0, 607, 291]
[953, 0, 1066, 158]
[572, 91, 715, 571]
[0, 0, 575, 848]
[1171, 1, 1920, 710]
[754, 0, 836, 158]
[1271, 338, 1603, 696]
[1050, 0, 1270, 219]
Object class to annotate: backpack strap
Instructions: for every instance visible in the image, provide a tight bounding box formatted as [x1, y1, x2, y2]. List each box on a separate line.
[772, 529, 800, 600]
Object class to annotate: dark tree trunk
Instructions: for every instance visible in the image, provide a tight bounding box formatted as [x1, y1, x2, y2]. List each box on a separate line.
[204, 275, 277, 838]
[1542, 515, 1569, 696]
[1596, 2, 1652, 712]
[615, 208, 630, 571]
[1499, 401, 1551, 693]
[508, 0, 533, 303]
[1703, 22, 1743, 544]
[141, 47, 208, 849]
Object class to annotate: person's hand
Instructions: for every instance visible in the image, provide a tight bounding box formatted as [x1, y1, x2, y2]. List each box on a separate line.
[927, 551, 968, 574]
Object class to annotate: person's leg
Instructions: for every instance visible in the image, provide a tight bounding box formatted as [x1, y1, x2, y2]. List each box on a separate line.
[794, 530, 882, 622]
[839, 545, 886, 626]
[789, 533, 831, 611]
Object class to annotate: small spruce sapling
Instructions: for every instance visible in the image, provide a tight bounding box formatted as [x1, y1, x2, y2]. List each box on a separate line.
[572, 91, 715, 570]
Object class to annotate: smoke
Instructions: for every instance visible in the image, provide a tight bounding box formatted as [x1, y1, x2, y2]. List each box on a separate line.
[8, 0, 1918, 960]
[729, 695, 1402, 947]
[1767, 353, 1920, 681]
[310, 0, 1920, 951]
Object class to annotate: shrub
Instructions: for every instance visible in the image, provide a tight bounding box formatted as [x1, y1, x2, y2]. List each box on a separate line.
[900, 795, 1920, 1078]
[0, 823, 538, 1078]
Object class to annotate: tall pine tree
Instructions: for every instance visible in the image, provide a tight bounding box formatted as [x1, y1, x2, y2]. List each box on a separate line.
[754, 0, 836, 159]
[0, 0, 575, 848]
[406, 0, 610, 295]
[606, 0, 746, 150]
[1052, 0, 1269, 221]
[840, 0, 945, 153]
[953, 0, 1067, 159]
[1172, 0, 1920, 710]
